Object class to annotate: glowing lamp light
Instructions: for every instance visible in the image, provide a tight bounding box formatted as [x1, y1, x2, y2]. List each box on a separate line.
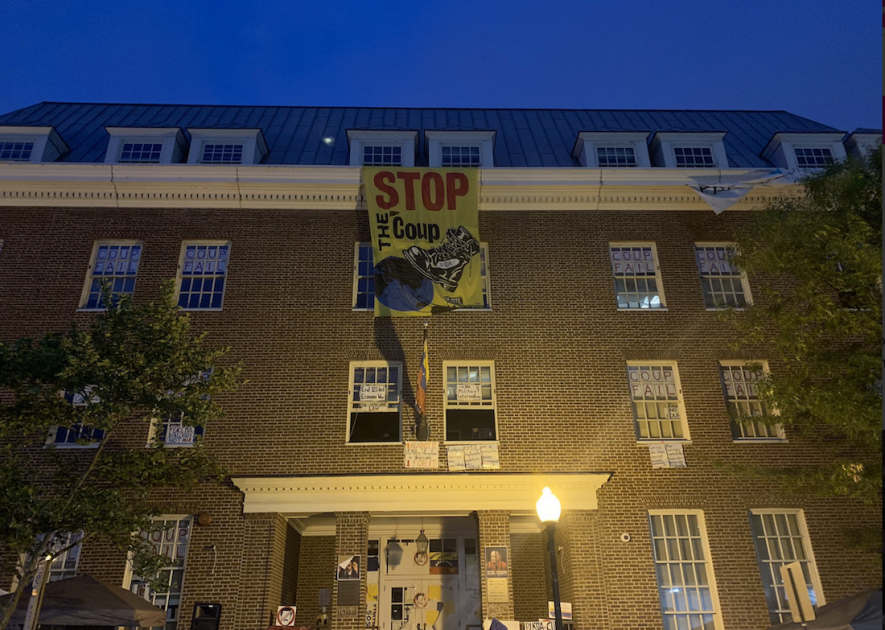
[536, 487, 561, 523]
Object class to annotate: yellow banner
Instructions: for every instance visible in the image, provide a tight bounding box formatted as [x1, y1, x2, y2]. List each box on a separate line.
[365, 167, 482, 317]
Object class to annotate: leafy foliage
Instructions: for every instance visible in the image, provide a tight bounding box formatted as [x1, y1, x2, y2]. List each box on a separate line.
[0, 282, 239, 627]
[725, 148, 882, 506]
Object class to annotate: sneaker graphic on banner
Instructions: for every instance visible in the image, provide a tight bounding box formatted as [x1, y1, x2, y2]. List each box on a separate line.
[403, 226, 480, 291]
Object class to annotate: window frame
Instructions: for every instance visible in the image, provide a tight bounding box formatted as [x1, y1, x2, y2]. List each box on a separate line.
[352, 242, 491, 312]
[78, 239, 143, 311]
[609, 242, 668, 311]
[347, 130, 417, 167]
[694, 242, 753, 310]
[0, 126, 68, 163]
[47, 389, 104, 449]
[426, 130, 495, 168]
[650, 132, 729, 169]
[719, 360, 785, 442]
[761, 133, 847, 171]
[346, 360, 403, 445]
[626, 361, 690, 442]
[442, 360, 498, 444]
[573, 131, 652, 168]
[648, 509, 724, 630]
[748, 508, 826, 624]
[174, 240, 231, 312]
[104, 127, 186, 165]
[186, 128, 268, 165]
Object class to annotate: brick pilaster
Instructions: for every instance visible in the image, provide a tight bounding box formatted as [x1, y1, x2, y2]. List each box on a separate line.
[476, 511, 515, 621]
[332, 512, 370, 630]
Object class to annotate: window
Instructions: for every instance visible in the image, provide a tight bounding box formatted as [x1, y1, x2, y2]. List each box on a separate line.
[176, 242, 230, 310]
[80, 241, 143, 310]
[749, 510, 824, 624]
[444, 362, 497, 442]
[353, 243, 491, 311]
[0, 141, 34, 161]
[105, 128, 186, 165]
[674, 146, 716, 168]
[201, 143, 243, 164]
[154, 414, 205, 446]
[695, 244, 751, 308]
[363, 145, 402, 166]
[720, 362, 784, 441]
[793, 147, 834, 168]
[48, 390, 104, 448]
[48, 531, 83, 581]
[127, 517, 192, 630]
[596, 146, 637, 167]
[441, 145, 481, 167]
[627, 363, 688, 440]
[347, 361, 401, 443]
[610, 244, 666, 309]
[649, 511, 723, 630]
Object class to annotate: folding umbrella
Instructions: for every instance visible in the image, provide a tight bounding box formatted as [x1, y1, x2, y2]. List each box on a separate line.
[768, 588, 882, 630]
[0, 574, 167, 627]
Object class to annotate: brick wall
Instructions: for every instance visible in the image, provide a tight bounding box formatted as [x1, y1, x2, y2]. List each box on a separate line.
[510, 532, 547, 621]
[0, 205, 880, 630]
[295, 536, 335, 628]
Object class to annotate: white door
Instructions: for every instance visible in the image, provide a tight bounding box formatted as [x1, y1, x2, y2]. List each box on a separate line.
[383, 580, 460, 630]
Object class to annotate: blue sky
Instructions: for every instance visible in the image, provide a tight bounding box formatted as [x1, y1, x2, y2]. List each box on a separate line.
[0, 1, 880, 131]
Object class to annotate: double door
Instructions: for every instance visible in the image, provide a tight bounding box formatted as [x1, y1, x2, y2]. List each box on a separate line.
[383, 579, 459, 630]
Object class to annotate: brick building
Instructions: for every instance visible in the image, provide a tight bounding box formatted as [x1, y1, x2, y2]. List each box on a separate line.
[0, 102, 880, 630]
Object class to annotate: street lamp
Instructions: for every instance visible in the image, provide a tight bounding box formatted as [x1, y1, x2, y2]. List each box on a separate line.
[536, 487, 564, 630]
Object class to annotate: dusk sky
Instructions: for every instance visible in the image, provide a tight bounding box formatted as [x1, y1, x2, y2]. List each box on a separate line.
[0, 1, 880, 132]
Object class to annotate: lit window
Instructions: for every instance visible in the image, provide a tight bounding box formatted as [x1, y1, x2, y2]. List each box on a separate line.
[81, 242, 142, 310]
[441, 146, 481, 167]
[794, 147, 834, 168]
[48, 389, 104, 448]
[596, 146, 637, 167]
[610, 244, 666, 309]
[176, 242, 230, 310]
[201, 143, 243, 164]
[353, 243, 490, 311]
[128, 517, 192, 630]
[674, 147, 716, 168]
[119, 143, 163, 163]
[649, 511, 722, 630]
[627, 363, 688, 440]
[720, 362, 784, 441]
[48, 531, 83, 581]
[347, 361, 401, 443]
[363, 146, 402, 166]
[0, 141, 34, 161]
[444, 362, 497, 442]
[695, 244, 751, 308]
[749, 510, 824, 624]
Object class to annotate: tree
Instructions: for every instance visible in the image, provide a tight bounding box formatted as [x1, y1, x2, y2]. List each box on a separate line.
[0, 283, 239, 628]
[726, 148, 882, 514]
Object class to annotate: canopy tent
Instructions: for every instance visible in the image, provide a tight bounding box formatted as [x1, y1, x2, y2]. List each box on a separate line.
[0, 575, 166, 627]
[769, 588, 882, 630]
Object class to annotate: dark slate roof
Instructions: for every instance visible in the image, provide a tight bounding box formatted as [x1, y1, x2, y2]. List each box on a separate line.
[0, 102, 843, 168]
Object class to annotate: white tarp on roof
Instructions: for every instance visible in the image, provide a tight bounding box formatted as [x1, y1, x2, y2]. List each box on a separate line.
[688, 168, 803, 214]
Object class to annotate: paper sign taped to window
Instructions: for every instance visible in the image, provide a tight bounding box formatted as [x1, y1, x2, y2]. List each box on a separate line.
[447, 445, 466, 471]
[404, 441, 439, 468]
[668, 404, 681, 419]
[166, 425, 195, 445]
[360, 384, 387, 401]
[649, 443, 669, 469]
[456, 383, 482, 402]
[665, 443, 686, 468]
[480, 444, 500, 468]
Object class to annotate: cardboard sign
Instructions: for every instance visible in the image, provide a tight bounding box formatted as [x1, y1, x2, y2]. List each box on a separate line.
[404, 441, 439, 468]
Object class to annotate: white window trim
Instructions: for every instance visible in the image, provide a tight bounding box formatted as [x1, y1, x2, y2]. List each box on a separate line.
[347, 130, 417, 167]
[650, 132, 729, 169]
[346, 360, 403, 445]
[425, 130, 495, 168]
[648, 509, 725, 630]
[78, 239, 143, 311]
[47, 389, 103, 449]
[442, 360, 499, 444]
[719, 360, 785, 442]
[572, 131, 651, 168]
[762, 133, 847, 171]
[610, 241, 668, 311]
[626, 360, 690, 442]
[105, 127, 187, 165]
[147, 417, 202, 448]
[352, 242, 374, 312]
[0, 126, 68, 163]
[695, 242, 753, 310]
[748, 508, 826, 617]
[186, 128, 268, 165]
[174, 240, 231, 312]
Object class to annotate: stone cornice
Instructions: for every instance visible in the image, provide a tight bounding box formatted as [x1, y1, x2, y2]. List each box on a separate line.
[0, 164, 801, 211]
[231, 472, 611, 516]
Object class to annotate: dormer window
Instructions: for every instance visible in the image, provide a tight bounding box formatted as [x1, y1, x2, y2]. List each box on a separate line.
[762, 133, 847, 170]
[347, 130, 417, 167]
[650, 132, 729, 169]
[186, 129, 268, 165]
[572, 132, 651, 168]
[0, 126, 68, 163]
[843, 131, 881, 159]
[426, 131, 495, 168]
[105, 127, 186, 165]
